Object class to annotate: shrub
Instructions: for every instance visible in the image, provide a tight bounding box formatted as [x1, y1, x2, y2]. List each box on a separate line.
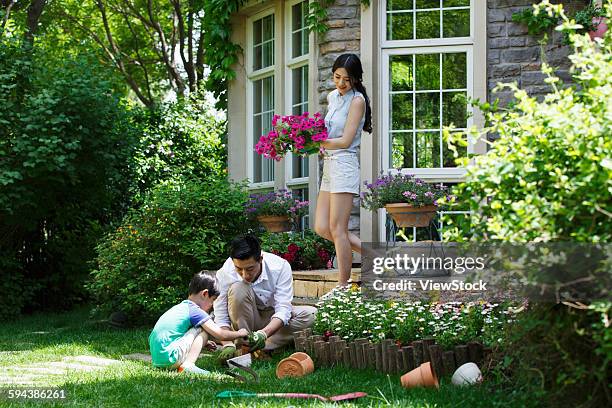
[260, 230, 335, 270]
[0, 38, 138, 317]
[88, 177, 255, 322]
[444, 2, 611, 405]
[127, 97, 227, 205]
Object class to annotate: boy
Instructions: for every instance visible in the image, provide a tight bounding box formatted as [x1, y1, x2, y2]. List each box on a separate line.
[149, 272, 248, 374]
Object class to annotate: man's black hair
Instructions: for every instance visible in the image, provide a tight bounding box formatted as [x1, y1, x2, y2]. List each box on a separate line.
[188, 272, 220, 297]
[230, 234, 262, 261]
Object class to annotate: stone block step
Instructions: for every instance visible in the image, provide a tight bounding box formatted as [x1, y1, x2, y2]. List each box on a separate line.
[292, 268, 360, 299]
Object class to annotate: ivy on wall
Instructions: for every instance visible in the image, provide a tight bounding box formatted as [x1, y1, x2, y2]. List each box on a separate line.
[203, 0, 370, 108]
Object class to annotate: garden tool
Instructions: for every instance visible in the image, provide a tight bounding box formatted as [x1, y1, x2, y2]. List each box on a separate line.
[224, 354, 259, 383]
[215, 390, 368, 402]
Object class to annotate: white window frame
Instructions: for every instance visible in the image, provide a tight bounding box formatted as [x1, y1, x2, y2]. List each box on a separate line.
[247, 8, 277, 190]
[284, 0, 310, 187]
[378, 0, 476, 241]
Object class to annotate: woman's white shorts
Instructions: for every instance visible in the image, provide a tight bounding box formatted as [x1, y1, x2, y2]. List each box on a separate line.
[320, 152, 360, 195]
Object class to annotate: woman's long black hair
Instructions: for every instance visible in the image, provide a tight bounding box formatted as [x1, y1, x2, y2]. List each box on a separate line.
[332, 53, 372, 133]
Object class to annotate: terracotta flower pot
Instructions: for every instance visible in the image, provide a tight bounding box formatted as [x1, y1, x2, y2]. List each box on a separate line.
[589, 17, 608, 40]
[276, 352, 315, 379]
[400, 362, 439, 389]
[257, 215, 292, 232]
[385, 203, 437, 228]
[451, 362, 483, 386]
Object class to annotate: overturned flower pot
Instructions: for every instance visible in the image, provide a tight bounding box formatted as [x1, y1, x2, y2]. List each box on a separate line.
[276, 352, 315, 379]
[400, 361, 439, 389]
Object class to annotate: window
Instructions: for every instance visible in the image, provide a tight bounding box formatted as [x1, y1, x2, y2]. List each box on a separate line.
[380, 0, 475, 241]
[285, 0, 311, 228]
[249, 12, 275, 184]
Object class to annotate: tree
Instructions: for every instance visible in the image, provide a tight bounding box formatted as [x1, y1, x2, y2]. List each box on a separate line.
[53, 0, 211, 107]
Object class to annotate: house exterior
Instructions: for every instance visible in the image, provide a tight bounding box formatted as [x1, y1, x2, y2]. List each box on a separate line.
[226, 0, 581, 247]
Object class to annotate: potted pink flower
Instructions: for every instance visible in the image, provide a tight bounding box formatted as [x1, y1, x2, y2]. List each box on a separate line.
[255, 112, 328, 161]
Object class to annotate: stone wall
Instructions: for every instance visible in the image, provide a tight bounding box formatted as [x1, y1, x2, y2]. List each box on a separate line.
[487, 0, 585, 106]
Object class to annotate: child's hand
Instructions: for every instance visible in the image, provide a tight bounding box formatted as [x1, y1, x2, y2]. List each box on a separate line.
[205, 340, 218, 351]
[237, 328, 249, 338]
[247, 330, 267, 352]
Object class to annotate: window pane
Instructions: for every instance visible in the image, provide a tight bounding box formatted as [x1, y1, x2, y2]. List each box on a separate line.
[443, 0, 469, 7]
[263, 15, 274, 41]
[416, 132, 440, 168]
[390, 55, 414, 91]
[443, 9, 470, 38]
[391, 93, 413, 130]
[442, 91, 467, 127]
[415, 92, 440, 129]
[263, 41, 274, 68]
[293, 156, 309, 178]
[253, 79, 262, 113]
[442, 53, 467, 89]
[392, 133, 414, 168]
[416, 0, 439, 8]
[387, 12, 413, 41]
[263, 76, 274, 111]
[292, 66, 308, 110]
[254, 19, 262, 44]
[292, 2, 309, 58]
[254, 45, 262, 71]
[292, 3, 303, 30]
[442, 133, 467, 168]
[388, 0, 413, 11]
[416, 11, 440, 39]
[253, 113, 262, 182]
[415, 53, 440, 91]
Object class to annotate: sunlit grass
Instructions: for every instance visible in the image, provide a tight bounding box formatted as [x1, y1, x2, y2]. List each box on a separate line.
[0, 308, 536, 407]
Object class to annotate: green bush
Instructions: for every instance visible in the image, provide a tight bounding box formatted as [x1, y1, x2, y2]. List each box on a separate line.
[127, 97, 227, 205]
[88, 177, 255, 322]
[444, 2, 611, 405]
[260, 230, 335, 270]
[0, 38, 138, 317]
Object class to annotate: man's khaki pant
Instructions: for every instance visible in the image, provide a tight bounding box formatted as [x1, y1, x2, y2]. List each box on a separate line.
[227, 281, 316, 350]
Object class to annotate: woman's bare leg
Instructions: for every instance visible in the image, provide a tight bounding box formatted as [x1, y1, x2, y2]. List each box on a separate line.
[315, 191, 362, 254]
[330, 193, 356, 285]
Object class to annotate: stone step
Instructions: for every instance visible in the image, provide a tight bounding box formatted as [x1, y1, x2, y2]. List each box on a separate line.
[63, 355, 120, 367]
[292, 268, 360, 299]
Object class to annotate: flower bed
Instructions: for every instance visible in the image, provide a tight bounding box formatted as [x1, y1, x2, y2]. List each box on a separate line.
[313, 287, 517, 349]
[260, 230, 335, 270]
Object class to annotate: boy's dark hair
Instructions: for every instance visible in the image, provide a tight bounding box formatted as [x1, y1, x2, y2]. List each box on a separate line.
[188, 272, 220, 297]
[230, 234, 262, 261]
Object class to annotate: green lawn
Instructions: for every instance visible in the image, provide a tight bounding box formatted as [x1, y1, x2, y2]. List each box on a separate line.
[0, 308, 536, 407]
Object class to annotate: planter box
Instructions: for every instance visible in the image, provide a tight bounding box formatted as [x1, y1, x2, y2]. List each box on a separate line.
[293, 329, 492, 377]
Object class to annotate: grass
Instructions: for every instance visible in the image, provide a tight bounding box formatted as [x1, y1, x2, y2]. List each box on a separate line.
[0, 307, 538, 407]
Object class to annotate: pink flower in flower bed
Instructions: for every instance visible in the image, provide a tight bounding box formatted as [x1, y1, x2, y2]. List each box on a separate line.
[255, 112, 328, 161]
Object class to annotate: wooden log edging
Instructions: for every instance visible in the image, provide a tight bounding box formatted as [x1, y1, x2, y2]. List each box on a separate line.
[293, 330, 486, 376]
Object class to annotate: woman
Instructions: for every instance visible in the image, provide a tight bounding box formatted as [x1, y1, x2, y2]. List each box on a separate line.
[314, 53, 372, 287]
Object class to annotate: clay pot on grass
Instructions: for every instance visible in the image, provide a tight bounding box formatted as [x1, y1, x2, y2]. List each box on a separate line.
[400, 361, 439, 389]
[276, 352, 315, 378]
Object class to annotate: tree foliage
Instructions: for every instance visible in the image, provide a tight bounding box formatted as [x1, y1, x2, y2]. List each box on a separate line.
[0, 37, 137, 319]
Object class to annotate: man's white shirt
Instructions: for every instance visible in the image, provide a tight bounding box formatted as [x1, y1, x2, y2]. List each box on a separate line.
[213, 251, 294, 328]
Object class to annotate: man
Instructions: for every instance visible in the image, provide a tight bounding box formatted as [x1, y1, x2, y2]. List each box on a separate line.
[214, 234, 316, 360]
